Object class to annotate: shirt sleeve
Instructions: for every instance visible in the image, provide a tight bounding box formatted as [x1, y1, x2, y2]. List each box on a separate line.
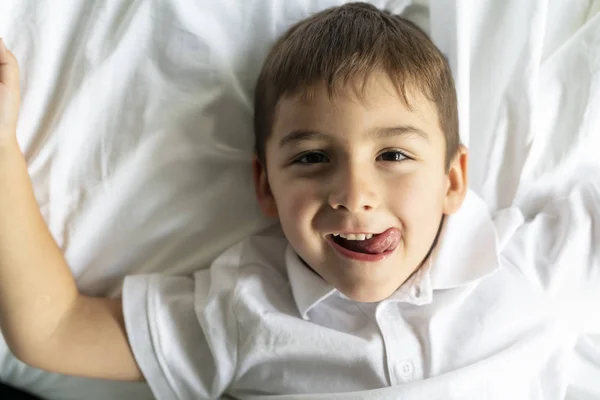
[501, 178, 600, 333]
[122, 268, 239, 400]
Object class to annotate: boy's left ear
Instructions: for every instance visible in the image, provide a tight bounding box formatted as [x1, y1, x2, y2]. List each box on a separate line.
[252, 156, 278, 218]
[443, 145, 469, 215]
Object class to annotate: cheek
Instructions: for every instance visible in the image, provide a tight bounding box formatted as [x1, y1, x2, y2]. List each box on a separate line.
[389, 171, 447, 222]
[272, 181, 323, 252]
[273, 179, 322, 223]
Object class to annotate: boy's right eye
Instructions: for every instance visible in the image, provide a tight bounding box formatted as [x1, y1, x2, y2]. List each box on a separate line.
[294, 152, 329, 164]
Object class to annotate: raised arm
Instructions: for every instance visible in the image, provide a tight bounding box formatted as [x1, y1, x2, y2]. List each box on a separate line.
[0, 38, 142, 381]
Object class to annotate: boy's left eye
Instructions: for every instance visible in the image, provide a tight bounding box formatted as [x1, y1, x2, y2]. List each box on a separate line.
[377, 150, 408, 162]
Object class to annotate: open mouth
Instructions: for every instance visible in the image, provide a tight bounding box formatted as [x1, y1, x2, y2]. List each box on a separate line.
[327, 228, 401, 261]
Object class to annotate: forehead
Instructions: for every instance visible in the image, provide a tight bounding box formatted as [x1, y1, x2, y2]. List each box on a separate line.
[271, 72, 442, 143]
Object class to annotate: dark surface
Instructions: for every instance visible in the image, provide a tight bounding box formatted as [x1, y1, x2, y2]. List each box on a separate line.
[0, 382, 45, 400]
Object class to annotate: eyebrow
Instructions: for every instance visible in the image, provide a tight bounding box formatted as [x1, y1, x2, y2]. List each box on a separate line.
[370, 125, 429, 141]
[278, 125, 429, 148]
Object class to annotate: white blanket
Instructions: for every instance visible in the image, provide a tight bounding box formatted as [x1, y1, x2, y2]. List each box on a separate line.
[0, 0, 597, 399]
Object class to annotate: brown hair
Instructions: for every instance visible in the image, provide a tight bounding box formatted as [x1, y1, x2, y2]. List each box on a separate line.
[254, 2, 459, 170]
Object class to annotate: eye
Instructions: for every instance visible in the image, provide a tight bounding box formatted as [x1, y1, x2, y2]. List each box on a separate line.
[294, 151, 329, 164]
[377, 150, 409, 162]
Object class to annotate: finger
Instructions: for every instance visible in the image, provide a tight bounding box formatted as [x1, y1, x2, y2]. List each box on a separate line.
[0, 38, 20, 92]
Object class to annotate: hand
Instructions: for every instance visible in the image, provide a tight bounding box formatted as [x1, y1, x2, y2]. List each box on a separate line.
[0, 38, 20, 143]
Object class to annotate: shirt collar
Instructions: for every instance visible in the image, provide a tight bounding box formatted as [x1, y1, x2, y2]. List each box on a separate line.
[286, 189, 501, 318]
[429, 189, 501, 290]
[285, 246, 338, 320]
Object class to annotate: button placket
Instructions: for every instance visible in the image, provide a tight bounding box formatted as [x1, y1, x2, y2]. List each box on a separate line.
[397, 360, 414, 381]
[376, 301, 423, 385]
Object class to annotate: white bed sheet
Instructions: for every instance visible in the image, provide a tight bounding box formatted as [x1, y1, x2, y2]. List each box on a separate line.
[469, 1, 600, 399]
[0, 0, 598, 398]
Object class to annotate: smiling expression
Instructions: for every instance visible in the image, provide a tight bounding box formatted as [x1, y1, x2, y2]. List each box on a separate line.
[254, 72, 468, 302]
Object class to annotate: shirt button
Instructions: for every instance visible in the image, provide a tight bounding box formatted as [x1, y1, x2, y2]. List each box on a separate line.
[397, 361, 414, 381]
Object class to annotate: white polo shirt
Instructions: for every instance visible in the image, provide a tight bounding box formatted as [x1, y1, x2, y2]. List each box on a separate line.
[123, 180, 600, 400]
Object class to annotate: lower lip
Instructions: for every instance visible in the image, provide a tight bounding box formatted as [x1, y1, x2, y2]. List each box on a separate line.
[327, 236, 397, 262]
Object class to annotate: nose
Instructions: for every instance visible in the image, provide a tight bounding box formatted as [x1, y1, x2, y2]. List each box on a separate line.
[328, 163, 379, 213]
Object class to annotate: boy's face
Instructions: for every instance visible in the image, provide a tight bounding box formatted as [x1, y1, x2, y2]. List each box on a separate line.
[254, 72, 468, 302]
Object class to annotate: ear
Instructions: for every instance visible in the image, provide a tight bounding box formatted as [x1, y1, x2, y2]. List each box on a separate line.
[443, 145, 469, 215]
[252, 156, 278, 218]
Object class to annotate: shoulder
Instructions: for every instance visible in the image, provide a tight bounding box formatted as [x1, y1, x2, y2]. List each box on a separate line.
[195, 224, 297, 315]
[122, 226, 296, 397]
[207, 224, 290, 283]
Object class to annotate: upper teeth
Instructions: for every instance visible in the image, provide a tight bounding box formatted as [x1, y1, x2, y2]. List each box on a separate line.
[333, 233, 373, 240]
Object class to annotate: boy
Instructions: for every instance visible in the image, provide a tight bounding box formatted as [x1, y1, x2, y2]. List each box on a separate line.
[0, 2, 599, 399]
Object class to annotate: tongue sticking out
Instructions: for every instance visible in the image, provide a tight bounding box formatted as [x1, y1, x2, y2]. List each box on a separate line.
[333, 228, 401, 254]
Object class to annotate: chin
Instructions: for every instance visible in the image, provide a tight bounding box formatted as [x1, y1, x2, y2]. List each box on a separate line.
[339, 285, 395, 303]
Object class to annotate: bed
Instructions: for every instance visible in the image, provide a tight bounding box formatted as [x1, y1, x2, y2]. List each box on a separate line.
[0, 0, 598, 399]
